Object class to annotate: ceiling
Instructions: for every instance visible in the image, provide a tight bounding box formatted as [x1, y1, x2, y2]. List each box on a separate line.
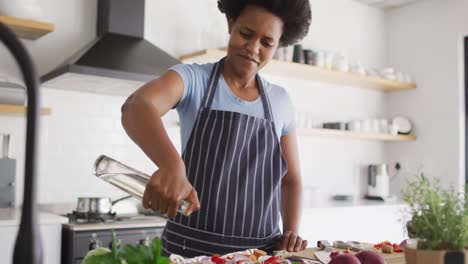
[354, 0, 427, 9]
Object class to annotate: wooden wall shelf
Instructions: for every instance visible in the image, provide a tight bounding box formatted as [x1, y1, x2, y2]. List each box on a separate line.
[0, 16, 54, 40]
[0, 104, 51, 115]
[180, 49, 417, 92]
[297, 128, 416, 142]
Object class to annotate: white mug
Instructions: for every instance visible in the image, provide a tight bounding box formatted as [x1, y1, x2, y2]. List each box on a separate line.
[361, 119, 371, 133]
[348, 120, 361, 132]
[379, 119, 389, 134]
[389, 123, 399, 135]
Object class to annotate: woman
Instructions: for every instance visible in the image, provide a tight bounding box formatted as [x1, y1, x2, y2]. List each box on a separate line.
[121, 0, 311, 257]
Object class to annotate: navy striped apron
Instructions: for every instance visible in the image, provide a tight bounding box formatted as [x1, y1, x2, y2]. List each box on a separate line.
[162, 59, 288, 257]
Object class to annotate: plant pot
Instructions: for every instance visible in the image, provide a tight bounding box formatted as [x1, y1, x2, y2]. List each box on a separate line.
[405, 248, 467, 264]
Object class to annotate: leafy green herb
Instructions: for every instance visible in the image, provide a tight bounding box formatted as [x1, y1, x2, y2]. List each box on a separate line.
[83, 231, 169, 264]
[150, 238, 170, 264]
[120, 244, 152, 264]
[402, 174, 467, 250]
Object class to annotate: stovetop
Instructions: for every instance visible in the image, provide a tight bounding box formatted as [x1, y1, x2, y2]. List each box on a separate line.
[66, 211, 118, 224]
[62, 213, 167, 231]
[39, 203, 167, 231]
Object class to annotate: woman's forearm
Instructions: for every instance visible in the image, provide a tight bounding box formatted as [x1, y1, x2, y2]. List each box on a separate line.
[281, 177, 302, 233]
[121, 93, 182, 169]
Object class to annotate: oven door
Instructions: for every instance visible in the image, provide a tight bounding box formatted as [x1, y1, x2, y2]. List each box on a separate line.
[62, 227, 164, 264]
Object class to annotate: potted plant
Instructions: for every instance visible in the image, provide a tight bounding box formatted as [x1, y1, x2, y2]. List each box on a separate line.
[402, 174, 468, 264]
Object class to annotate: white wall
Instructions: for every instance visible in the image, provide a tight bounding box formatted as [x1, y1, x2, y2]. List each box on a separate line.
[385, 0, 468, 193]
[145, 0, 386, 69]
[0, 0, 390, 206]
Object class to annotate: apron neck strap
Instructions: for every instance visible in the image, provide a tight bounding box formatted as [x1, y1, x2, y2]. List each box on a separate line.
[201, 58, 274, 122]
[202, 59, 223, 110]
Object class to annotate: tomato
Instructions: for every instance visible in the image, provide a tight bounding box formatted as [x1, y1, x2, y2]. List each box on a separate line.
[211, 255, 226, 264]
[263, 256, 280, 264]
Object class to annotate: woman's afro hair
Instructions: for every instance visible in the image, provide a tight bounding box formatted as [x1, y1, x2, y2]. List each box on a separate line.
[218, 0, 311, 47]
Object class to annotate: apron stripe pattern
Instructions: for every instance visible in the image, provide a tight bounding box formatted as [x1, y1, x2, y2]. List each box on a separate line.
[162, 58, 288, 257]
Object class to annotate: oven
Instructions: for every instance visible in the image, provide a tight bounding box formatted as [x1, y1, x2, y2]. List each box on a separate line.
[60, 213, 166, 264]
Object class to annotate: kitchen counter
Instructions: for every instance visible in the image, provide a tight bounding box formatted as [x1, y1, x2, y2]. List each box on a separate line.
[302, 197, 407, 209]
[0, 208, 68, 226]
[0, 208, 67, 264]
[299, 199, 409, 244]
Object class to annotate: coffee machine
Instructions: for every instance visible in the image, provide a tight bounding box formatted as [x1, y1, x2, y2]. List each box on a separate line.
[365, 164, 390, 200]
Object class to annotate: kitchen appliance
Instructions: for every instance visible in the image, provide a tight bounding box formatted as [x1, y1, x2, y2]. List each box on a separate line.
[41, 0, 180, 95]
[61, 208, 167, 264]
[365, 164, 390, 200]
[0, 134, 15, 207]
[94, 154, 190, 215]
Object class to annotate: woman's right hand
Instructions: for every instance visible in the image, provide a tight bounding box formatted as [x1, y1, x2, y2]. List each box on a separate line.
[142, 160, 201, 219]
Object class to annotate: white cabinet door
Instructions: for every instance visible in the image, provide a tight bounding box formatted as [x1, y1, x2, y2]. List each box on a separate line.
[0, 223, 63, 264]
[299, 205, 409, 244]
[0, 225, 17, 263]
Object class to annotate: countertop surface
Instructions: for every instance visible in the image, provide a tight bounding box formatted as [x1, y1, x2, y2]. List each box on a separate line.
[0, 208, 68, 227]
[0, 199, 405, 227]
[302, 197, 407, 209]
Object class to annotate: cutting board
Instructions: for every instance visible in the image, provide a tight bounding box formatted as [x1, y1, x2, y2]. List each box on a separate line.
[289, 245, 405, 264]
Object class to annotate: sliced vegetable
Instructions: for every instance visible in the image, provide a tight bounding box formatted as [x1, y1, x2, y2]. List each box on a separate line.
[248, 254, 258, 261]
[373, 240, 404, 253]
[330, 251, 340, 258]
[264, 256, 280, 264]
[254, 249, 268, 258]
[381, 244, 394, 253]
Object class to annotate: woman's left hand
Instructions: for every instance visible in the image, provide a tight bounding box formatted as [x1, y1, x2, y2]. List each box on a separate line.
[277, 230, 308, 252]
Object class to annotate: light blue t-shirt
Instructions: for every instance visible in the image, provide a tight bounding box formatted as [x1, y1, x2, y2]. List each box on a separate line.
[170, 63, 296, 153]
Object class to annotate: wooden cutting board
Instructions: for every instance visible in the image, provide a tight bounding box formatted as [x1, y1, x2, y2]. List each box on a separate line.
[288, 246, 405, 264]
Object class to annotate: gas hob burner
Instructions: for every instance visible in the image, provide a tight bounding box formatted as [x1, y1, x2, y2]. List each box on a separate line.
[66, 211, 117, 224]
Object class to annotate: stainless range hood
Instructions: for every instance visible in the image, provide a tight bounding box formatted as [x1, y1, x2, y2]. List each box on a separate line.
[41, 0, 180, 96]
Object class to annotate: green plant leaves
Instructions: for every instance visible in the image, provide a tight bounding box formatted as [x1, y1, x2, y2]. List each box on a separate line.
[83, 231, 169, 264]
[120, 244, 152, 264]
[402, 174, 467, 250]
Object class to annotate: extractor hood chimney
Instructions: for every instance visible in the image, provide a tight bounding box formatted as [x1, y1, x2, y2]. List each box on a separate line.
[41, 0, 180, 95]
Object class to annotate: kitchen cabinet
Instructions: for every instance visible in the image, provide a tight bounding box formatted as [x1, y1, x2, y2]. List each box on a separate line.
[0, 104, 51, 115]
[0, 208, 68, 264]
[0, 16, 54, 40]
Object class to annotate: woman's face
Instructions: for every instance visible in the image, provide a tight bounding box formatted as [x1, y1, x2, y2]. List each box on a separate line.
[226, 5, 283, 78]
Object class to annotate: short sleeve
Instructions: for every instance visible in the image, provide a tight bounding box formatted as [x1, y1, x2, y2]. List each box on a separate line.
[281, 90, 296, 136]
[169, 63, 198, 112]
